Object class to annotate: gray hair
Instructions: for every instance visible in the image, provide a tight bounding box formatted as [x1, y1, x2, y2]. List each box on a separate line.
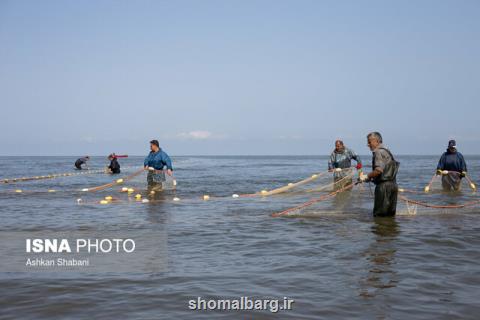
[367, 132, 383, 143]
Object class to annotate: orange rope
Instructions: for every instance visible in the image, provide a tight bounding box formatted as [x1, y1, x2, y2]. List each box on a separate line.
[400, 195, 480, 209]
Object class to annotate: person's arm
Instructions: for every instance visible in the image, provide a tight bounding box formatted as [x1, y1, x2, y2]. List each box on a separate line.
[328, 152, 335, 171]
[458, 153, 467, 174]
[366, 150, 385, 180]
[144, 153, 151, 169]
[162, 152, 173, 175]
[351, 149, 362, 169]
[436, 153, 445, 173]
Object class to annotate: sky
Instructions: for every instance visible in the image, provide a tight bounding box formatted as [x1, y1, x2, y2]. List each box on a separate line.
[1, 0, 479, 156]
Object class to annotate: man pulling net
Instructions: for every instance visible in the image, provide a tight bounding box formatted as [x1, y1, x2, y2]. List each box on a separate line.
[328, 140, 362, 191]
[436, 140, 467, 192]
[144, 140, 174, 192]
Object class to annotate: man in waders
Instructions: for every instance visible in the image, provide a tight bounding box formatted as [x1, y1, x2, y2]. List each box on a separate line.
[74, 156, 90, 170]
[107, 153, 121, 174]
[436, 140, 467, 191]
[328, 140, 362, 190]
[144, 140, 173, 191]
[359, 132, 399, 217]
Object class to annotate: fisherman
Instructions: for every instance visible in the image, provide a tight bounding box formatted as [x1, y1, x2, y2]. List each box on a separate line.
[328, 140, 362, 190]
[359, 132, 399, 217]
[74, 156, 90, 170]
[107, 153, 121, 174]
[436, 140, 467, 191]
[144, 140, 173, 191]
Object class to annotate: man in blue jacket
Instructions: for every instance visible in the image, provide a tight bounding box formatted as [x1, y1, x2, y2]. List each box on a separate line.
[436, 140, 467, 191]
[144, 140, 173, 190]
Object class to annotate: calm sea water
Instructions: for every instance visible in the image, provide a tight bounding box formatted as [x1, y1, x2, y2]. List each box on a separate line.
[1, 155, 480, 319]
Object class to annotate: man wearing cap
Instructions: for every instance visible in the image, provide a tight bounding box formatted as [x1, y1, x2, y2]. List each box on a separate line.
[144, 140, 173, 190]
[328, 140, 362, 190]
[436, 140, 467, 191]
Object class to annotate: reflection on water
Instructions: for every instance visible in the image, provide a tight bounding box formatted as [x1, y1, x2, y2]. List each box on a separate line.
[360, 217, 400, 298]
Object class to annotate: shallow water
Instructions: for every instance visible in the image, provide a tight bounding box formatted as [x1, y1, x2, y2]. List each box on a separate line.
[1, 155, 480, 319]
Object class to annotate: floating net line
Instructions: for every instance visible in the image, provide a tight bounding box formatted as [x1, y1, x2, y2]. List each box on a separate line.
[73, 167, 359, 205]
[0, 166, 138, 184]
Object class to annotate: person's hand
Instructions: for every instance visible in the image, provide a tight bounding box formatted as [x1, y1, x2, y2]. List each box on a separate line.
[358, 173, 369, 183]
[356, 163, 362, 170]
[461, 171, 467, 177]
[436, 169, 442, 175]
[144, 166, 149, 171]
[334, 168, 342, 172]
[166, 169, 173, 176]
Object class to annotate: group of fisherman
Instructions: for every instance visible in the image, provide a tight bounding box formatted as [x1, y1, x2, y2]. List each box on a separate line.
[328, 133, 468, 217]
[74, 140, 174, 192]
[75, 154, 122, 174]
[74, 133, 469, 218]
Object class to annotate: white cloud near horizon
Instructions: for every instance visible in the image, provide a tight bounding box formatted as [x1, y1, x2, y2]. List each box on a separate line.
[175, 130, 227, 141]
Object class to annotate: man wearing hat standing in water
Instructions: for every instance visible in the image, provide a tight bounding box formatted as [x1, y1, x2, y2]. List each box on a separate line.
[436, 140, 467, 191]
[144, 140, 173, 191]
[359, 132, 399, 217]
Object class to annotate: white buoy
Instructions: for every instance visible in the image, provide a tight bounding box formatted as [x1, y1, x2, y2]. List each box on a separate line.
[203, 195, 210, 200]
[335, 168, 342, 172]
[135, 194, 142, 199]
[232, 194, 239, 198]
[77, 198, 82, 204]
[173, 197, 180, 201]
[100, 200, 109, 205]
[121, 187, 128, 192]
[173, 180, 177, 186]
[116, 178, 124, 183]
[424, 186, 430, 193]
[142, 199, 149, 203]
[81, 188, 89, 192]
[311, 174, 318, 178]
[105, 196, 113, 201]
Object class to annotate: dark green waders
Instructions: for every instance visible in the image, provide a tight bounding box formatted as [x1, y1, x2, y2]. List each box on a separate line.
[373, 181, 398, 217]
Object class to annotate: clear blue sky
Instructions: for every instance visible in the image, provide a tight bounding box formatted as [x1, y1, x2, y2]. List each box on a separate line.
[1, 0, 479, 155]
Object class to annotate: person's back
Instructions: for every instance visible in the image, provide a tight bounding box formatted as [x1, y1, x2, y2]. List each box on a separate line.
[75, 156, 90, 170]
[109, 158, 121, 174]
